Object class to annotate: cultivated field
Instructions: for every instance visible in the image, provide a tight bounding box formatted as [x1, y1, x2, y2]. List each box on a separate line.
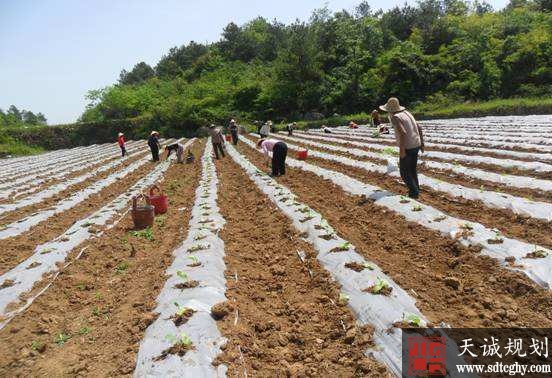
[1, 115, 552, 377]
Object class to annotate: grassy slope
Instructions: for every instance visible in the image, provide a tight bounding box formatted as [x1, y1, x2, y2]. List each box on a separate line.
[0, 131, 44, 157]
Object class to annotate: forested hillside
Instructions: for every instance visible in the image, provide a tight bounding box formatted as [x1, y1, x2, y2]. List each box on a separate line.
[81, 0, 552, 130]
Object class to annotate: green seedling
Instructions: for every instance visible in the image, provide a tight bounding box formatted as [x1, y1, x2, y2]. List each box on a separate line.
[76, 283, 86, 291]
[412, 204, 422, 212]
[54, 333, 70, 345]
[40, 247, 56, 255]
[155, 216, 166, 227]
[526, 245, 549, 259]
[174, 302, 193, 317]
[188, 256, 199, 265]
[363, 262, 376, 270]
[78, 326, 92, 335]
[331, 241, 352, 252]
[461, 223, 473, 230]
[94, 291, 102, 300]
[176, 271, 189, 281]
[339, 293, 349, 304]
[115, 261, 129, 274]
[382, 147, 398, 156]
[401, 313, 426, 327]
[488, 230, 504, 244]
[166, 332, 193, 347]
[480, 185, 485, 193]
[194, 232, 206, 241]
[187, 243, 210, 253]
[31, 340, 44, 351]
[370, 277, 392, 295]
[129, 227, 155, 241]
[81, 221, 94, 228]
[400, 196, 410, 204]
[92, 306, 101, 316]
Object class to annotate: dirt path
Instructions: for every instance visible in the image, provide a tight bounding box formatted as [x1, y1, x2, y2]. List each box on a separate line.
[249, 136, 552, 249]
[236, 142, 552, 329]
[213, 154, 388, 377]
[0, 141, 204, 377]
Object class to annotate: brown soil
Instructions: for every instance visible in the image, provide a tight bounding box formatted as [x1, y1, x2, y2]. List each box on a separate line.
[0, 141, 204, 377]
[0, 153, 156, 276]
[213, 154, 388, 377]
[249, 136, 552, 249]
[236, 141, 552, 329]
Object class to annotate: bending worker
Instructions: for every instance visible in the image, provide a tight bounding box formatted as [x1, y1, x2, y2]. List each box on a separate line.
[257, 138, 288, 177]
[208, 124, 226, 159]
[148, 131, 161, 161]
[164, 142, 185, 163]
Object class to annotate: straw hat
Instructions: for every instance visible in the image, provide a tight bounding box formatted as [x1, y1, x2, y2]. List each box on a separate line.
[118, 132, 124, 137]
[150, 131, 159, 136]
[209, 124, 216, 128]
[379, 97, 405, 113]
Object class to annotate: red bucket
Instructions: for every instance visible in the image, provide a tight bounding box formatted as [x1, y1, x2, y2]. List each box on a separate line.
[148, 184, 168, 215]
[225, 134, 232, 141]
[297, 149, 308, 160]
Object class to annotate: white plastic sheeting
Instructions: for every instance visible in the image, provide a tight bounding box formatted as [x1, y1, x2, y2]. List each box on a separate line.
[0, 142, 155, 215]
[134, 141, 227, 377]
[268, 134, 552, 221]
[226, 142, 432, 377]
[0, 141, 147, 199]
[309, 128, 552, 163]
[293, 131, 552, 173]
[0, 148, 157, 239]
[0, 138, 195, 329]
[240, 136, 552, 289]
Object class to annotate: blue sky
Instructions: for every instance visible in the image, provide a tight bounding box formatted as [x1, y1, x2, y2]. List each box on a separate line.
[0, 0, 508, 124]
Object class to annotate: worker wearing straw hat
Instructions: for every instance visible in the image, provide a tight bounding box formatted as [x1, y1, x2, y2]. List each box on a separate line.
[380, 97, 425, 199]
[208, 124, 226, 159]
[117, 132, 126, 157]
[148, 131, 161, 162]
[229, 119, 239, 145]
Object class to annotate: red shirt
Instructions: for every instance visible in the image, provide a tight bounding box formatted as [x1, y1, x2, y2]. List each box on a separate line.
[118, 136, 125, 146]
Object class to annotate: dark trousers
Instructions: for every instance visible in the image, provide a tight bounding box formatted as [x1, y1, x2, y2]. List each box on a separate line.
[213, 143, 225, 159]
[399, 147, 420, 198]
[230, 129, 238, 145]
[272, 142, 287, 176]
[150, 145, 159, 161]
[287, 129, 293, 136]
[120, 145, 126, 157]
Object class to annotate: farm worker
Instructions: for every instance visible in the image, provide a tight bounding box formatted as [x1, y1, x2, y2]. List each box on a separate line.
[117, 132, 126, 157]
[148, 131, 161, 162]
[268, 120, 275, 133]
[371, 110, 381, 128]
[257, 138, 288, 177]
[259, 122, 270, 138]
[380, 97, 425, 199]
[348, 121, 358, 129]
[286, 122, 295, 136]
[208, 124, 226, 159]
[165, 142, 185, 163]
[229, 119, 239, 145]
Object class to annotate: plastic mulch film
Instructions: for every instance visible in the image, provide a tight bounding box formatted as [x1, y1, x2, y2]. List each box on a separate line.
[294, 131, 552, 173]
[240, 136, 552, 289]
[0, 141, 146, 198]
[0, 144, 162, 239]
[226, 142, 475, 377]
[323, 127, 552, 153]
[0, 138, 194, 330]
[308, 128, 552, 163]
[299, 131, 552, 191]
[0, 143, 150, 211]
[269, 133, 552, 221]
[134, 140, 227, 378]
